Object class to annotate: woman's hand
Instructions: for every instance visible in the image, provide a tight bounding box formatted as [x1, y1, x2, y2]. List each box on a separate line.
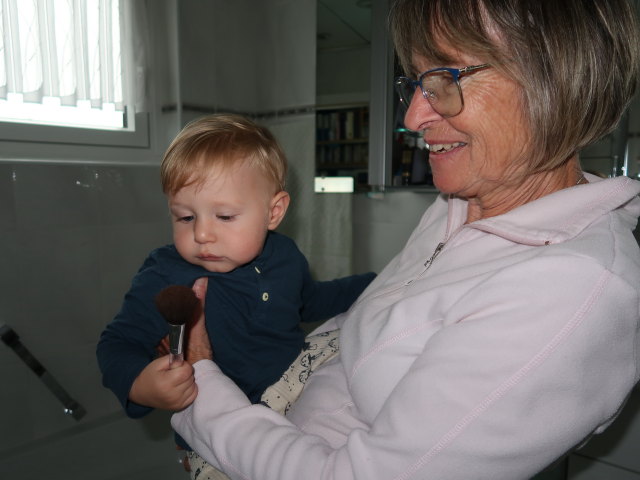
[185, 277, 214, 364]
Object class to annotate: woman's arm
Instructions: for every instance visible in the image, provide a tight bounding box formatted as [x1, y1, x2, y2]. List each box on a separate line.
[173, 259, 639, 480]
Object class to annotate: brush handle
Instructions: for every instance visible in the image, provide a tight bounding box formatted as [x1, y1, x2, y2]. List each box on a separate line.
[168, 323, 185, 369]
[170, 352, 184, 367]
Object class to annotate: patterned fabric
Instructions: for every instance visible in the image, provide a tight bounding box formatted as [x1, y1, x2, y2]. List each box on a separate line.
[188, 451, 231, 480]
[188, 329, 340, 480]
[260, 329, 340, 415]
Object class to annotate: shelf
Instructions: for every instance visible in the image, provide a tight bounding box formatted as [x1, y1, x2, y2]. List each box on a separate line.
[315, 105, 370, 189]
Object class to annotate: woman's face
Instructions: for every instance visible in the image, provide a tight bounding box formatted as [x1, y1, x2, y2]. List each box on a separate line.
[402, 51, 531, 201]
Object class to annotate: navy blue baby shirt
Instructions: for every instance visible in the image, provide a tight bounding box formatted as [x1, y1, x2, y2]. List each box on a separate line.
[97, 231, 375, 449]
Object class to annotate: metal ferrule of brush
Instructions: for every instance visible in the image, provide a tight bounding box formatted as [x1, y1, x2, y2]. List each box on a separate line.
[168, 323, 185, 365]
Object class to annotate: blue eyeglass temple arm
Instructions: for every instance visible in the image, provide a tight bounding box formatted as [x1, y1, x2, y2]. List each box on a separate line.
[394, 64, 490, 101]
[455, 63, 490, 76]
[394, 63, 491, 83]
[418, 63, 491, 81]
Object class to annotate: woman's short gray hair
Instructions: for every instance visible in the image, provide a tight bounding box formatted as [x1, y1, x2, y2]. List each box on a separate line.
[390, 0, 640, 173]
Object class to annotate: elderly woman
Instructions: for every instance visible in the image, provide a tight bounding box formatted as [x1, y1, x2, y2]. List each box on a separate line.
[171, 0, 640, 478]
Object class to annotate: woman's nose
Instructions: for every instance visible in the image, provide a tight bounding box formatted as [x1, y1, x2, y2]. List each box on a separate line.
[402, 87, 441, 132]
[194, 219, 216, 243]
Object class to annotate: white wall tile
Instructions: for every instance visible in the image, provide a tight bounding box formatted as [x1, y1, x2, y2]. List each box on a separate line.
[95, 165, 169, 226]
[13, 163, 100, 229]
[352, 190, 439, 273]
[572, 388, 640, 474]
[0, 230, 23, 327]
[0, 163, 17, 231]
[569, 455, 640, 480]
[98, 222, 172, 325]
[0, 411, 186, 480]
[0, 346, 34, 450]
[14, 226, 103, 346]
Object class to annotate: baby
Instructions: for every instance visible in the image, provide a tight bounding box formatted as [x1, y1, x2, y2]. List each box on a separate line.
[96, 113, 375, 473]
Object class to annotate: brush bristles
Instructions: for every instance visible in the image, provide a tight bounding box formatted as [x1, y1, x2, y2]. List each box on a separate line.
[154, 285, 200, 326]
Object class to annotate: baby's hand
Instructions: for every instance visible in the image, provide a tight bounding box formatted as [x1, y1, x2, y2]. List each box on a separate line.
[129, 356, 197, 411]
[156, 335, 170, 357]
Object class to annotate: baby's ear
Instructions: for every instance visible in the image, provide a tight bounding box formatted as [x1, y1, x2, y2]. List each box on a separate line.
[267, 191, 290, 230]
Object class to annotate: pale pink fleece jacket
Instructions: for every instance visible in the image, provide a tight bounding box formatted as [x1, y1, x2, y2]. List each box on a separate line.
[173, 174, 640, 480]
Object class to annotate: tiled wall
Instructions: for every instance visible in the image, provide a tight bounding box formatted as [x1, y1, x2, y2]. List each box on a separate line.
[0, 160, 189, 479]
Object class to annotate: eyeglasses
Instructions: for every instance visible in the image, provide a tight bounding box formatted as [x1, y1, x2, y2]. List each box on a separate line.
[394, 64, 490, 118]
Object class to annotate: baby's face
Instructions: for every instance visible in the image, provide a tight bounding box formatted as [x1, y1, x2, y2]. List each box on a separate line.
[168, 161, 276, 273]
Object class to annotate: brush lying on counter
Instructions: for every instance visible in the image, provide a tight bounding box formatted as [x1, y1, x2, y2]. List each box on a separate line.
[154, 285, 200, 368]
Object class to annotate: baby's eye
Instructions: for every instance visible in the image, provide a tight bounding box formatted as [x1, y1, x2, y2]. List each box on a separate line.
[217, 215, 235, 221]
[177, 215, 194, 223]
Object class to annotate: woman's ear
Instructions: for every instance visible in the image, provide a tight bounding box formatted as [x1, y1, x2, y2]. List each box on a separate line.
[267, 191, 290, 230]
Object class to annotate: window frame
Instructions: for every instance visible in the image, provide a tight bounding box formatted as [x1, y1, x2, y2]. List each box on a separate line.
[0, 111, 149, 148]
[0, 0, 150, 150]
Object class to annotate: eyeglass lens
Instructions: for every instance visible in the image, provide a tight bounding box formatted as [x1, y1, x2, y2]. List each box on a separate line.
[397, 70, 462, 117]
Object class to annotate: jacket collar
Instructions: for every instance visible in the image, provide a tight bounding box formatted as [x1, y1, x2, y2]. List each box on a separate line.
[448, 175, 640, 246]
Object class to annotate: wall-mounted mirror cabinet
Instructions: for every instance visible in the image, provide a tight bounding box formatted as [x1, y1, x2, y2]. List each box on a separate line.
[315, 1, 371, 191]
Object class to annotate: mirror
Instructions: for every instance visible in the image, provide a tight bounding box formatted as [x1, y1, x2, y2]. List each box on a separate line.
[315, 1, 372, 191]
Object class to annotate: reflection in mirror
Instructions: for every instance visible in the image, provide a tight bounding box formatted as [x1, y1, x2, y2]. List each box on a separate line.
[315, 1, 371, 191]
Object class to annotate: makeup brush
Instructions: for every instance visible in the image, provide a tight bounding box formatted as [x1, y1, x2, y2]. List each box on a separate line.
[154, 285, 200, 367]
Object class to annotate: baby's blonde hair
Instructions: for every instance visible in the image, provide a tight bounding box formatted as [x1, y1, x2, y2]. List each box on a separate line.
[161, 113, 287, 196]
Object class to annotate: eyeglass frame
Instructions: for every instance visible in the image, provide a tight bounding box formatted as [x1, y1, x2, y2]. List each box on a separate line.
[394, 64, 491, 118]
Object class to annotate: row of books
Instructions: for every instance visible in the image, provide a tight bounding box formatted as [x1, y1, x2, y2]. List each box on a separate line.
[316, 107, 369, 142]
[317, 143, 369, 166]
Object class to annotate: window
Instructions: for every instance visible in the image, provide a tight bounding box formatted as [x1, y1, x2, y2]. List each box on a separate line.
[0, 0, 148, 147]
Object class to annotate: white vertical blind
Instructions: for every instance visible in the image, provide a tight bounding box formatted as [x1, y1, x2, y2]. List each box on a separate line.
[0, 0, 128, 128]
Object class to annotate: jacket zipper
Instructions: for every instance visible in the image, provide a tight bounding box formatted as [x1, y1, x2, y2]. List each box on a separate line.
[402, 241, 447, 286]
[424, 242, 445, 268]
[355, 200, 463, 304]
[351, 239, 449, 307]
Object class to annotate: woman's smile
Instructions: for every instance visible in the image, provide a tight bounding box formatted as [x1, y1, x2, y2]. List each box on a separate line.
[427, 141, 467, 155]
